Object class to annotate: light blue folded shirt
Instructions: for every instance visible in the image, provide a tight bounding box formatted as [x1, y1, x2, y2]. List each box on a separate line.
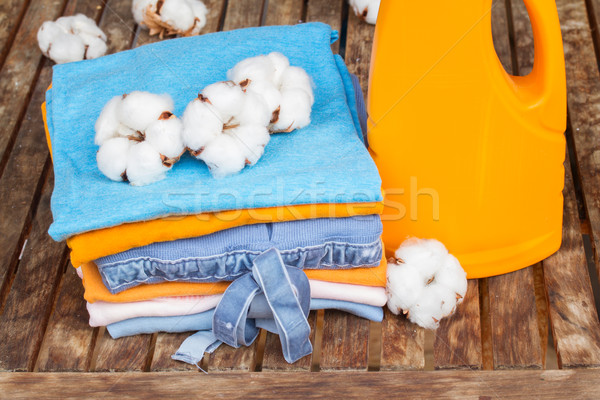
[107, 298, 384, 339]
[46, 22, 382, 241]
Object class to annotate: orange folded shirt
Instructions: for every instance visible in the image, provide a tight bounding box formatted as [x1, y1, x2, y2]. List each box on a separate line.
[42, 101, 384, 268]
[81, 256, 388, 303]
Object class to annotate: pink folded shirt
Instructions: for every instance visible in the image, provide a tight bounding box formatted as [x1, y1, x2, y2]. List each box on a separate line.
[87, 279, 387, 326]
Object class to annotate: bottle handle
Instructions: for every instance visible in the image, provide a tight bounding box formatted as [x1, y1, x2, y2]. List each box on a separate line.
[510, 0, 566, 132]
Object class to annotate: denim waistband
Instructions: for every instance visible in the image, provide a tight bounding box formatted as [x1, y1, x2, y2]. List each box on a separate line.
[99, 239, 382, 294]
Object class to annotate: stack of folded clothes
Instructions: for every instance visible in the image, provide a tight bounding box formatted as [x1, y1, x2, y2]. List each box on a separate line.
[43, 22, 386, 365]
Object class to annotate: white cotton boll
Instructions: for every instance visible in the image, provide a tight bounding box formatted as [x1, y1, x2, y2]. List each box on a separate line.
[235, 91, 272, 126]
[67, 14, 107, 42]
[395, 238, 449, 282]
[85, 36, 108, 59]
[227, 55, 275, 86]
[94, 95, 122, 145]
[407, 285, 446, 330]
[349, 0, 380, 25]
[279, 66, 314, 105]
[97, 137, 131, 181]
[201, 81, 245, 118]
[160, 0, 195, 31]
[199, 134, 246, 178]
[132, 0, 156, 24]
[37, 21, 66, 55]
[386, 238, 468, 330]
[181, 99, 224, 155]
[436, 254, 468, 303]
[47, 33, 86, 64]
[270, 88, 312, 132]
[188, 0, 208, 34]
[118, 91, 174, 132]
[266, 52, 290, 86]
[386, 262, 424, 314]
[145, 114, 185, 158]
[126, 141, 170, 186]
[245, 80, 282, 114]
[229, 124, 270, 166]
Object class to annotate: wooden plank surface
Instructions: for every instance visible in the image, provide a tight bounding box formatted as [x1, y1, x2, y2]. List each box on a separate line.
[380, 308, 425, 371]
[35, 266, 97, 372]
[150, 333, 199, 372]
[264, 0, 303, 26]
[262, 311, 316, 371]
[542, 150, 600, 368]
[488, 268, 544, 369]
[223, 0, 264, 31]
[2, 370, 600, 399]
[0, 172, 66, 372]
[554, 0, 600, 268]
[92, 330, 153, 372]
[319, 310, 369, 371]
[0, 1, 32, 69]
[344, 7, 374, 95]
[207, 341, 259, 372]
[0, 0, 67, 177]
[434, 280, 483, 370]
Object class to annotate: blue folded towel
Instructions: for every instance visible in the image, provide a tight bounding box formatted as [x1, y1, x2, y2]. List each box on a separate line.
[46, 22, 382, 241]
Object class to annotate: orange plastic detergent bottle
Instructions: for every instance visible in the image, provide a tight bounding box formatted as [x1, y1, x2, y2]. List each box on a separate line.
[367, 0, 566, 278]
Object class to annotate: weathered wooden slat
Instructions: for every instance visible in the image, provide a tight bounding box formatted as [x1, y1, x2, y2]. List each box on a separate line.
[101, 0, 136, 53]
[222, 0, 264, 31]
[0, 172, 66, 372]
[552, 0, 600, 268]
[487, 268, 544, 369]
[306, 0, 343, 53]
[208, 341, 259, 372]
[509, 0, 534, 75]
[0, 0, 87, 177]
[491, 0, 513, 73]
[92, 330, 153, 372]
[150, 333, 199, 372]
[2, 370, 600, 399]
[344, 8, 374, 95]
[0, 1, 32, 70]
[380, 308, 425, 371]
[542, 150, 600, 368]
[264, 0, 303, 26]
[261, 311, 317, 371]
[35, 266, 97, 372]
[319, 310, 369, 371]
[433, 280, 483, 370]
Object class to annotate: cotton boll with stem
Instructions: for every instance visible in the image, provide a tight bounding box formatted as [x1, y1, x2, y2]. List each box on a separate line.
[132, 0, 156, 24]
[118, 91, 174, 132]
[181, 98, 224, 156]
[386, 261, 424, 314]
[198, 134, 247, 178]
[245, 80, 282, 116]
[126, 141, 170, 186]
[395, 238, 449, 282]
[96, 137, 131, 181]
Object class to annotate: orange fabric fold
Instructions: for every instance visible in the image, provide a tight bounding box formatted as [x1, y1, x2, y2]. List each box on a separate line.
[81, 256, 387, 303]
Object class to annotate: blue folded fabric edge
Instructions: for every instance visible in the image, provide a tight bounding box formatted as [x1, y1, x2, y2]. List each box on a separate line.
[46, 22, 383, 241]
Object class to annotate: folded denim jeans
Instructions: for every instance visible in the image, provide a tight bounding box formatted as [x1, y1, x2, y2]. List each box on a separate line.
[96, 215, 382, 294]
